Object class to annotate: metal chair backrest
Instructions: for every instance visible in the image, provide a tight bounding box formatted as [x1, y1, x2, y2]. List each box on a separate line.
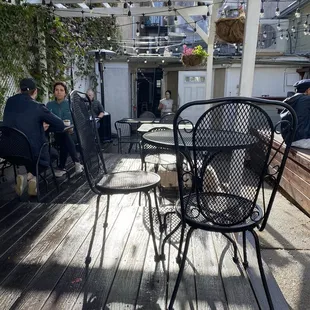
[0, 126, 34, 167]
[115, 121, 132, 138]
[160, 113, 181, 124]
[140, 111, 156, 119]
[173, 97, 297, 228]
[69, 90, 106, 193]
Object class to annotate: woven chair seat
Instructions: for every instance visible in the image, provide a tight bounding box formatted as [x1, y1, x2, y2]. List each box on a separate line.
[96, 171, 160, 194]
[175, 192, 263, 230]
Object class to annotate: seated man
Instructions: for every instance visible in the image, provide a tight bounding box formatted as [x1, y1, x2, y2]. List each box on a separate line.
[86, 89, 105, 124]
[3, 78, 65, 196]
[282, 79, 310, 148]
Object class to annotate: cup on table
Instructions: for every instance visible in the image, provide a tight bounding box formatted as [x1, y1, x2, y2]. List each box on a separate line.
[63, 120, 71, 127]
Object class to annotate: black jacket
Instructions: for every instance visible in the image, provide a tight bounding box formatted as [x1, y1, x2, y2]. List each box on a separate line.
[3, 93, 65, 166]
[283, 93, 310, 142]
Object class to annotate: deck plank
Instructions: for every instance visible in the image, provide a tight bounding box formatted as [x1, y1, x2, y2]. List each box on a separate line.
[211, 233, 259, 310]
[71, 193, 140, 310]
[192, 230, 228, 310]
[40, 193, 127, 310]
[0, 200, 90, 310]
[104, 207, 150, 309]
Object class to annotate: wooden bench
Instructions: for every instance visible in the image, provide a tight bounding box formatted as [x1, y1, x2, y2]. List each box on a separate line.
[272, 133, 310, 216]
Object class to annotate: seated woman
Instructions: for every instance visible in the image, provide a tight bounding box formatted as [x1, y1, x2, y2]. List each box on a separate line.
[47, 81, 83, 177]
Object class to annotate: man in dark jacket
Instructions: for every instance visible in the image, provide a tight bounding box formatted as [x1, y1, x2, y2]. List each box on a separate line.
[282, 79, 310, 148]
[3, 78, 65, 196]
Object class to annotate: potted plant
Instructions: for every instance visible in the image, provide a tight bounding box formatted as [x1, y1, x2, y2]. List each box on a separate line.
[181, 45, 209, 67]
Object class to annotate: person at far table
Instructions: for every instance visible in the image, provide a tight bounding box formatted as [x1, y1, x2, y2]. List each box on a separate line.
[3, 78, 65, 197]
[86, 89, 105, 121]
[281, 79, 310, 149]
[158, 90, 173, 116]
[46, 81, 84, 177]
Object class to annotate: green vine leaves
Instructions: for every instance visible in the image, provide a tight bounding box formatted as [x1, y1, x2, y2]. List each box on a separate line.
[0, 3, 119, 109]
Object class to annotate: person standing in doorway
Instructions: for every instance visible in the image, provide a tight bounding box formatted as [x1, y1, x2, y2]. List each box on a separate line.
[158, 90, 173, 116]
[86, 89, 104, 120]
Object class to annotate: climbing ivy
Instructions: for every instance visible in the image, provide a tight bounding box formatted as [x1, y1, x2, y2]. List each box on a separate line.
[0, 2, 119, 115]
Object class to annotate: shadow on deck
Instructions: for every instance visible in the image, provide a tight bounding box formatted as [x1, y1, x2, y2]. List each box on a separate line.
[0, 153, 288, 310]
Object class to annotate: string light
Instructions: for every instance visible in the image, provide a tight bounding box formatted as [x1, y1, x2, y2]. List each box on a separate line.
[141, 14, 145, 29]
[275, 0, 280, 17]
[291, 20, 296, 33]
[263, 31, 267, 39]
[280, 30, 284, 40]
[81, 10, 85, 22]
[207, 4, 210, 17]
[295, 7, 301, 19]
[136, 22, 140, 37]
[89, 0, 93, 14]
[193, 21, 197, 32]
[277, 20, 281, 31]
[111, 14, 115, 27]
[107, 34, 111, 41]
[304, 15, 309, 29]
[109, 45, 113, 50]
[128, 9, 131, 17]
[174, 9, 178, 25]
[167, 0, 172, 7]
[260, 0, 265, 19]
[162, 59, 165, 63]
[123, 2, 128, 9]
[127, 57, 130, 62]
[144, 59, 147, 63]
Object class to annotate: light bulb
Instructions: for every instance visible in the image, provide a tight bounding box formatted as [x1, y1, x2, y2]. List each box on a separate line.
[123, 2, 128, 9]
[136, 29, 140, 37]
[127, 58, 130, 62]
[292, 26, 296, 33]
[162, 59, 165, 63]
[124, 48, 127, 53]
[167, 0, 171, 6]
[146, 50, 149, 54]
[280, 34, 284, 40]
[109, 45, 113, 50]
[304, 30, 308, 36]
[295, 8, 301, 19]
[140, 21, 145, 29]
[175, 47, 178, 51]
[261, 41, 265, 47]
[155, 47, 159, 52]
[174, 16, 178, 25]
[135, 48, 139, 53]
[144, 59, 147, 63]
[285, 34, 289, 41]
[128, 10, 131, 17]
[260, 9, 264, 19]
[277, 24, 281, 31]
[107, 35, 111, 41]
[165, 36, 169, 40]
[304, 22, 308, 29]
[275, 7, 280, 17]
[263, 31, 267, 38]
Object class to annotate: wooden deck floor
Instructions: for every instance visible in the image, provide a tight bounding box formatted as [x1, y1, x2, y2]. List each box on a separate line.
[0, 153, 287, 310]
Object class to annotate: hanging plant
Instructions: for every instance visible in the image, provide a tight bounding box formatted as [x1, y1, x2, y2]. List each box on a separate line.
[181, 45, 209, 67]
[215, 9, 245, 44]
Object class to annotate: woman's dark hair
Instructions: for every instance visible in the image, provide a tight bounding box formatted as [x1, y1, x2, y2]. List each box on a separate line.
[53, 81, 68, 94]
[165, 90, 172, 96]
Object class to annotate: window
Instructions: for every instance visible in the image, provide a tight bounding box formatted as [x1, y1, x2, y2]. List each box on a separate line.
[185, 76, 206, 83]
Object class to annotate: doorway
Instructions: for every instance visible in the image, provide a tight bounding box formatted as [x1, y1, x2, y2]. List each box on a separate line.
[137, 68, 163, 117]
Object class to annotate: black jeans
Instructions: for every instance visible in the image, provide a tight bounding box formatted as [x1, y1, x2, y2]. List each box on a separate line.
[54, 132, 79, 170]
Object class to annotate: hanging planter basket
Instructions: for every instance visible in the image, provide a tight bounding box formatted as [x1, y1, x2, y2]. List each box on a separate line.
[181, 55, 204, 67]
[215, 16, 245, 44]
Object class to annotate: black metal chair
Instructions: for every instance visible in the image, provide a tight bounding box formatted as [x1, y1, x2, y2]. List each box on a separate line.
[69, 90, 162, 261]
[140, 111, 156, 119]
[160, 113, 181, 124]
[115, 121, 141, 154]
[0, 126, 59, 200]
[167, 97, 297, 310]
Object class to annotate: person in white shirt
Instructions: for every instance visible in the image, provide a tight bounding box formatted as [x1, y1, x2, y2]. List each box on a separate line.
[158, 90, 173, 116]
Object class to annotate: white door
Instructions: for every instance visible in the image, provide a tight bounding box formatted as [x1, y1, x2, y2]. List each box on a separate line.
[178, 71, 207, 123]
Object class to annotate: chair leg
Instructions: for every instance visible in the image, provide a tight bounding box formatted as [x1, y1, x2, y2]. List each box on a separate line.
[36, 164, 40, 202]
[176, 223, 186, 264]
[146, 191, 160, 262]
[161, 219, 181, 261]
[243, 231, 248, 268]
[249, 230, 274, 310]
[222, 233, 239, 264]
[153, 187, 163, 232]
[104, 195, 110, 228]
[168, 227, 194, 310]
[85, 194, 101, 266]
[50, 165, 59, 193]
